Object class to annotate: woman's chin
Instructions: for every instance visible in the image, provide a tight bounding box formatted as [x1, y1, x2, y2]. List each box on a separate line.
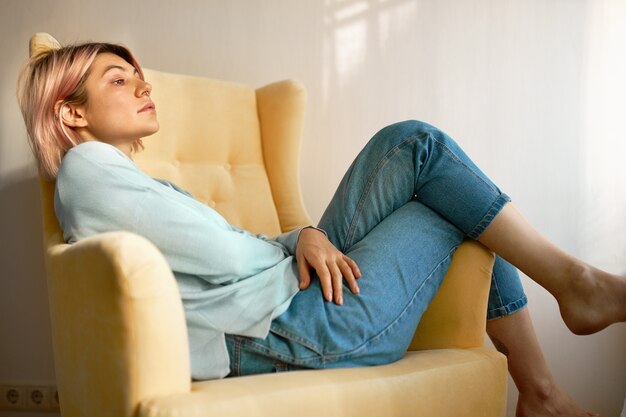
[143, 122, 160, 137]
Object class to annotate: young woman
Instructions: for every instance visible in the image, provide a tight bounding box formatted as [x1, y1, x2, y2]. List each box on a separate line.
[17, 41, 625, 417]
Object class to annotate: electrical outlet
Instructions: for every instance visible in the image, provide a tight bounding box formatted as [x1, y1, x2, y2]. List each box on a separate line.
[0, 383, 60, 412]
[24, 385, 49, 410]
[0, 384, 24, 410]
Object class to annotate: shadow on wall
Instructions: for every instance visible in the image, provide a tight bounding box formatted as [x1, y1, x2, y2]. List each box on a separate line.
[0, 171, 56, 379]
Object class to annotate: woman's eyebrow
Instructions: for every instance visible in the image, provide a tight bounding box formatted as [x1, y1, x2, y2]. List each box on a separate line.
[101, 65, 139, 78]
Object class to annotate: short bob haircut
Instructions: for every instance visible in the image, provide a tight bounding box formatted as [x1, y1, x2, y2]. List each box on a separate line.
[17, 41, 145, 180]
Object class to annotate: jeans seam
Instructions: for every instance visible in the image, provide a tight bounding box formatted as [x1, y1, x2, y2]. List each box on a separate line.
[239, 337, 323, 366]
[270, 324, 324, 354]
[428, 133, 500, 195]
[427, 132, 512, 238]
[490, 272, 505, 318]
[343, 136, 420, 252]
[233, 337, 241, 376]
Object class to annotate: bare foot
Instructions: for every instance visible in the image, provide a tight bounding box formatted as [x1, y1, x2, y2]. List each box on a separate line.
[517, 383, 601, 417]
[478, 203, 626, 335]
[556, 262, 626, 335]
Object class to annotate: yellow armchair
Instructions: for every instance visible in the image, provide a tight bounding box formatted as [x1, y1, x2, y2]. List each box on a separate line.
[33, 33, 507, 417]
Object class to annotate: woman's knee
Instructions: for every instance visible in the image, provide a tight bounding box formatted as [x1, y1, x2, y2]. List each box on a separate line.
[368, 120, 447, 151]
[375, 120, 429, 139]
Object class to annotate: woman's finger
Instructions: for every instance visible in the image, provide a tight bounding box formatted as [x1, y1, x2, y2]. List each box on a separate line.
[297, 255, 311, 290]
[328, 259, 344, 304]
[344, 255, 362, 279]
[314, 260, 333, 302]
[339, 259, 360, 295]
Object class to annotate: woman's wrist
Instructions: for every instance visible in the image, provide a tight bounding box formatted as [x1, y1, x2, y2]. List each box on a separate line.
[303, 225, 327, 236]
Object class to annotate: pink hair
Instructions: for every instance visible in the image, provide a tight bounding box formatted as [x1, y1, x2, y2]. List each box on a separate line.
[17, 42, 145, 180]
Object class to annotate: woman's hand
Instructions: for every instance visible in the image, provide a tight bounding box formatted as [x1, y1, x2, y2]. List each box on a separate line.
[295, 227, 362, 305]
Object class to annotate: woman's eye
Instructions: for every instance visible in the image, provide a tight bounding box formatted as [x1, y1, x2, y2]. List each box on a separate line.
[113, 79, 125, 85]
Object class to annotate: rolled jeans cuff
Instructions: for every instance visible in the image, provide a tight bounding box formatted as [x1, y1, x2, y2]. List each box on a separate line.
[487, 294, 528, 320]
[466, 192, 511, 240]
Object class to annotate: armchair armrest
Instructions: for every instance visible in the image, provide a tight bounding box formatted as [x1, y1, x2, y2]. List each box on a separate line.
[45, 232, 191, 417]
[409, 240, 495, 350]
[256, 80, 312, 232]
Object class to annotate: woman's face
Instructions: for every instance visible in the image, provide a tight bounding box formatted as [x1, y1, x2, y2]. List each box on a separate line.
[72, 52, 159, 155]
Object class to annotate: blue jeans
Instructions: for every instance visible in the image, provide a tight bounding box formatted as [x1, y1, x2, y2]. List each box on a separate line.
[226, 120, 527, 376]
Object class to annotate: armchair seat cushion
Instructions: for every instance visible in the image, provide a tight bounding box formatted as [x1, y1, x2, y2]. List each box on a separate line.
[139, 348, 506, 417]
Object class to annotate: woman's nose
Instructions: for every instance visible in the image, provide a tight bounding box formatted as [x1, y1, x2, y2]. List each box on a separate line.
[137, 81, 152, 97]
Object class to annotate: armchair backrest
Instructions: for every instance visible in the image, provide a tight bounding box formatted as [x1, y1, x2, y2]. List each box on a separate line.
[133, 69, 312, 236]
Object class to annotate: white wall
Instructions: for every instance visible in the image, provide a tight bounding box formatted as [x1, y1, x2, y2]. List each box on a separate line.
[1, 1, 624, 416]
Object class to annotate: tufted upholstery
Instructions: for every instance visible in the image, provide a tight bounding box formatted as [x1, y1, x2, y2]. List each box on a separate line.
[33, 33, 507, 417]
[133, 70, 311, 235]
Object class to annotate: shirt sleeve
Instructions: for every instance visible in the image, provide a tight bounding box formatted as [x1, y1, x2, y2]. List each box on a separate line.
[149, 178, 327, 256]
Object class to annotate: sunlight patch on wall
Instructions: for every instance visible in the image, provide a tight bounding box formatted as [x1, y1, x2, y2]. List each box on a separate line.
[322, 0, 418, 102]
[333, 1, 369, 21]
[333, 17, 368, 80]
[325, 0, 370, 85]
[377, 0, 417, 50]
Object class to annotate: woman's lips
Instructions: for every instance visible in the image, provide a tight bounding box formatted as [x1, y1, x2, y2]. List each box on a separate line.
[138, 102, 156, 113]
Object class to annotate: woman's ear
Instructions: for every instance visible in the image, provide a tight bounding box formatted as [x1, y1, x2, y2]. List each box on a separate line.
[55, 100, 88, 128]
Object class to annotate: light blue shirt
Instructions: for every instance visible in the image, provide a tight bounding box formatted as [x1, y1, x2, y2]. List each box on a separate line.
[55, 141, 308, 380]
